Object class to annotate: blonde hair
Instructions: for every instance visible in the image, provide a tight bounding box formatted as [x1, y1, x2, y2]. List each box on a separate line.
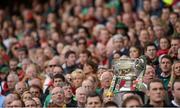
[71, 69, 85, 80]
[168, 61, 180, 88]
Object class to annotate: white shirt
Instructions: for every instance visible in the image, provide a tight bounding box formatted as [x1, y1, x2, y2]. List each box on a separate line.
[172, 100, 180, 107]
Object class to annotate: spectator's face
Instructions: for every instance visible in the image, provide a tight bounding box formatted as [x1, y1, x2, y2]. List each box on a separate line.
[129, 47, 139, 59]
[106, 22, 115, 34]
[143, 66, 155, 84]
[122, 14, 133, 27]
[123, 2, 132, 13]
[113, 40, 123, 50]
[143, 0, 151, 12]
[15, 82, 26, 95]
[47, 59, 58, 75]
[162, 8, 170, 20]
[154, 26, 164, 39]
[175, 22, 180, 33]
[78, 28, 87, 38]
[18, 50, 26, 61]
[172, 82, 180, 101]
[147, 82, 165, 103]
[170, 14, 178, 25]
[72, 75, 83, 88]
[151, 0, 160, 10]
[86, 96, 102, 108]
[56, 43, 64, 55]
[100, 72, 113, 89]
[24, 36, 35, 48]
[139, 30, 149, 43]
[26, 66, 37, 78]
[125, 99, 141, 108]
[103, 92, 114, 103]
[160, 58, 172, 73]
[0, 73, 7, 80]
[78, 39, 86, 51]
[79, 53, 88, 64]
[66, 54, 76, 66]
[4, 94, 18, 107]
[174, 63, 180, 77]
[53, 78, 64, 87]
[135, 21, 144, 32]
[47, 13, 56, 23]
[9, 60, 18, 71]
[53, 67, 63, 76]
[145, 46, 157, 60]
[83, 64, 94, 76]
[63, 85, 73, 99]
[22, 93, 32, 102]
[51, 87, 64, 104]
[82, 80, 94, 94]
[44, 48, 54, 59]
[76, 88, 87, 104]
[7, 75, 17, 90]
[30, 87, 41, 98]
[24, 100, 37, 108]
[99, 29, 110, 44]
[159, 38, 169, 50]
[171, 39, 180, 52]
[10, 100, 23, 108]
[65, 74, 72, 83]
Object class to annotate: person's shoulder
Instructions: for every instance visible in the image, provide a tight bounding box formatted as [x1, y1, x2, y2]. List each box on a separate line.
[169, 101, 178, 107]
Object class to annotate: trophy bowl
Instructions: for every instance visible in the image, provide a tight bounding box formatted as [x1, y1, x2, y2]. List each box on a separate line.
[112, 58, 145, 91]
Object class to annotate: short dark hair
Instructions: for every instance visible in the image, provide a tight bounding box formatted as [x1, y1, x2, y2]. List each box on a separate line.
[86, 60, 98, 73]
[171, 36, 180, 41]
[10, 58, 19, 62]
[104, 101, 118, 107]
[77, 37, 87, 45]
[65, 50, 76, 59]
[147, 78, 164, 90]
[160, 54, 173, 64]
[80, 50, 91, 57]
[53, 74, 65, 82]
[145, 42, 157, 52]
[30, 85, 43, 94]
[172, 78, 180, 90]
[86, 92, 103, 104]
[121, 95, 142, 107]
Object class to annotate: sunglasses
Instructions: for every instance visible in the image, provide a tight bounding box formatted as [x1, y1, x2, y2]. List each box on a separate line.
[48, 65, 58, 67]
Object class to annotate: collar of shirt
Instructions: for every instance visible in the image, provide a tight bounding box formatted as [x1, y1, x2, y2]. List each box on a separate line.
[160, 72, 170, 78]
[172, 100, 179, 106]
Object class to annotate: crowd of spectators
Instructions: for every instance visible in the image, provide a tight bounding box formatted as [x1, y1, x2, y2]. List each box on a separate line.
[0, 0, 180, 107]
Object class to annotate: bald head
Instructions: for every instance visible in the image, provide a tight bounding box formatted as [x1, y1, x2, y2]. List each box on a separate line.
[28, 78, 42, 88]
[15, 82, 27, 95]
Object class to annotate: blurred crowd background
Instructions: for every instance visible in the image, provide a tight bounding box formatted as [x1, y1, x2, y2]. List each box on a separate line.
[0, 0, 180, 107]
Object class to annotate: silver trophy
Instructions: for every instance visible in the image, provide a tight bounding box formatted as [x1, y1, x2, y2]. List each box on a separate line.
[112, 58, 145, 91]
